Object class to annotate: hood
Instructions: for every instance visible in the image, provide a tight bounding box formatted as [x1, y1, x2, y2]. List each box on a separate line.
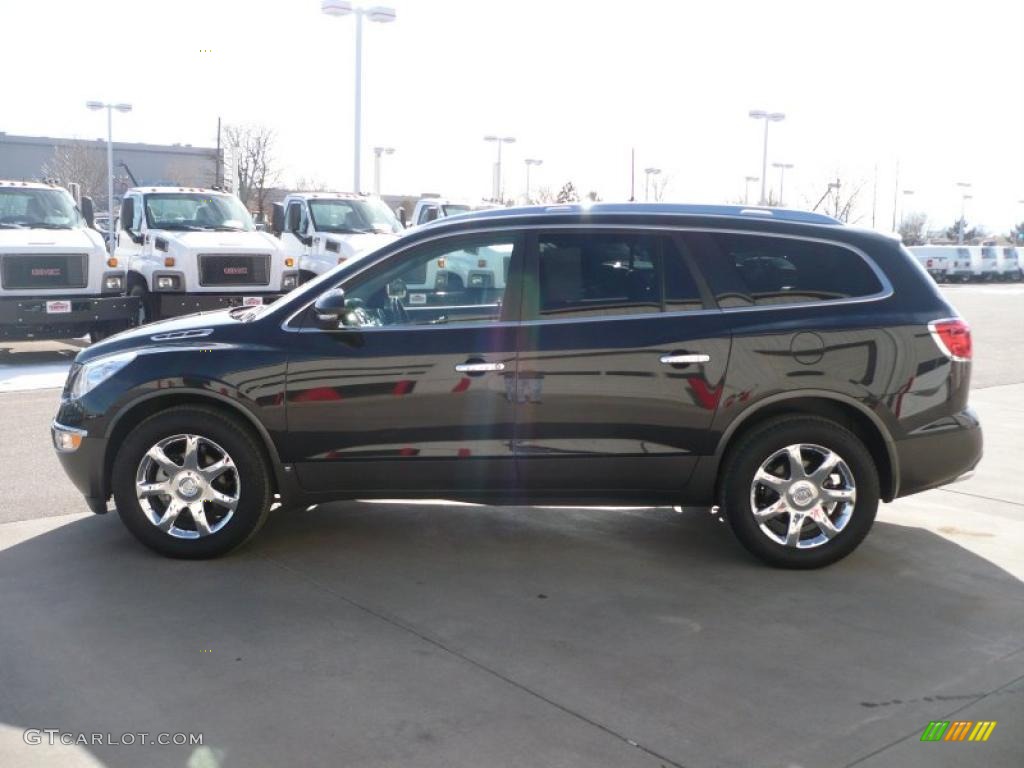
[0, 227, 105, 252]
[75, 307, 246, 364]
[157, 229, 282, 252]
[326, 232, 399, 260]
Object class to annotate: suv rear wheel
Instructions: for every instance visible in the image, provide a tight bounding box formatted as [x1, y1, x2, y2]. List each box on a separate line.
[112, 406, 271, 558]
[719, 416, 879, 569]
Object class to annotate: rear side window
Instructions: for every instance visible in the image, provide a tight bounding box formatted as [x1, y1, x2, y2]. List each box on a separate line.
[697, 233, 884, 307]
[535, 232, 702, 318]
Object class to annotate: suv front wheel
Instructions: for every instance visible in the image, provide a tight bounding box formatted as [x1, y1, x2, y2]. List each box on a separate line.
[112, 406, 272, 558]
[719, 416, 880, 569]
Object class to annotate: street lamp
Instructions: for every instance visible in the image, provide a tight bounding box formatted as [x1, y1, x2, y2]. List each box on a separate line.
[772, 162, 794, 206]
[743, 175, 759, 206]
[483, 135, 515, 202]
[956, 181, 972, 244]
[749, 110, 785, 205]
[321, 1, 397, 194]
[86, 100, 132, 253]
[372, 146, 394, 196]
[524, 158, 542, 203]
[644, 167, 661, 202]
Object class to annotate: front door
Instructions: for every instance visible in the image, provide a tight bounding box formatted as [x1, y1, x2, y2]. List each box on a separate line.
[514, 228, 731, 497]
[285, 231, 524, 496]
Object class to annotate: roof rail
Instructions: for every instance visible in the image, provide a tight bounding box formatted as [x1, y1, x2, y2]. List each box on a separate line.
[437, 203, 843, 226]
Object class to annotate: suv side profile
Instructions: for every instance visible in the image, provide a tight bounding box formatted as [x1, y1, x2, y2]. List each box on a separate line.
[52, 204, 982, 568]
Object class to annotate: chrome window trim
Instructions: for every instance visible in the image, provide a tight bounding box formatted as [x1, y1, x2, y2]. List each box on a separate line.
[281, 223, 893, 333]
[51, 420, 87, 436]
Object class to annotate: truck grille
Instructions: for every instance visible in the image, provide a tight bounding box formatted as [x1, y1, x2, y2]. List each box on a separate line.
[1, 253, 88, 290]
[198, 254, 271, 287]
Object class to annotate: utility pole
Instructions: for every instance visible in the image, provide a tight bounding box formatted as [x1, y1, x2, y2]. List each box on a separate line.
[891, 160, 899, 232]
[215, 116, 222, 188]
[630, 147, 635, 202]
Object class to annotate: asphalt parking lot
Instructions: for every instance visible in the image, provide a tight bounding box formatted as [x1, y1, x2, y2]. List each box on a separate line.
[0, 284, 1021, 768]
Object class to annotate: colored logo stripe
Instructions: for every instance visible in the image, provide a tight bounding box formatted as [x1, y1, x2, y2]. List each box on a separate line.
[943, 721, 972, 741]
[921, 722, 949, 741]
[969, 721, 997, 742]
[920, 720, 997, 743]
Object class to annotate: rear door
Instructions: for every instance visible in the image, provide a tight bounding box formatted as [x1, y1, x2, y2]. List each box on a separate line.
[513, 228, 731, 496]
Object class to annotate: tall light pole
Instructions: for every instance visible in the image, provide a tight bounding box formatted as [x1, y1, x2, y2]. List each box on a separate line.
[644, 167, 661, 201]
[743, 175, 759, 206]
[372, 146, 394, 196]
[956, 181, 972, 244]
[321, 1, 397, 194]
[483, 135, 515, 202]
[524, 158, 542, 203]
[86, 100, 132, 253]
[772, 162, 794, 206]
[749, 110, 785, 205]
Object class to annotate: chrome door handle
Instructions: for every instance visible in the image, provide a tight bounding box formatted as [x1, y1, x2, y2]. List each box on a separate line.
[455, 361, 506, 373]
[659, 353, 710, 365]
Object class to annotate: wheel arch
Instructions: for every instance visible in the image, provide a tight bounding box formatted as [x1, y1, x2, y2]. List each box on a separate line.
[103, 389, 287, 502]
[713, 392, 898, 502]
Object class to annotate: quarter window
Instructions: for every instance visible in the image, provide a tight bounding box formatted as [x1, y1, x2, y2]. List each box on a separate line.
[700, 233, 883, 307]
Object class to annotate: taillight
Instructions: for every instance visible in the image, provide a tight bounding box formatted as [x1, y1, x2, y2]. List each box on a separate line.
[928, 318, 972, 361]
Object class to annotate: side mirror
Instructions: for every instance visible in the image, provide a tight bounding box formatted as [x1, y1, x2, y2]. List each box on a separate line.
[80, 196, 95, 229]
[397, 207, 407, 227]
[271, 202, 285, 237]
[312, 288, 349, 329]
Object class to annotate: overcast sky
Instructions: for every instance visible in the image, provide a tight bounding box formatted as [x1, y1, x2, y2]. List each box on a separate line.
[1, 0, 1022, 231]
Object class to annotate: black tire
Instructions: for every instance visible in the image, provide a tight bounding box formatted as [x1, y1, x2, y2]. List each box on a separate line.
[112, 406, 272, 559]
[718, 416, 879, 569]
[129, 283, 153, 326]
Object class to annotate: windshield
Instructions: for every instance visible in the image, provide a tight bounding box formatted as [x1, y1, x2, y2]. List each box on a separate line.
[308, 198, 402, 235]
[143, 193, 256, 232]
[0, 187, 83, 229]
[442, 204, 472, 216]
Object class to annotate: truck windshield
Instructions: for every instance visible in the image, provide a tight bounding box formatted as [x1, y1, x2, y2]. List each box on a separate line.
[308, 198, 402, 235]
[143, 193, 256, 232]
[442, 204, 472, 216]
[0, 187, 82, 229]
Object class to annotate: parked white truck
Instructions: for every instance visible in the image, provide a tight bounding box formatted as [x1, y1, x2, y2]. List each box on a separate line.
[271, 192, 402, 282]
[409, 198, 498, 227]
[117, 187, 297, 322]
[0, 180, 135, 342]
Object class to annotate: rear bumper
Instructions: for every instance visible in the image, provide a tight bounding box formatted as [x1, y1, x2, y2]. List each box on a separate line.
[0, 295, 138, 340]
[154, 292, 285, 318]
[894, 407, 983, 498]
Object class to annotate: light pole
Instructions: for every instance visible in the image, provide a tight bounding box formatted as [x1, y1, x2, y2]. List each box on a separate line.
[321, 1, 396, 194]
[483, 135, 515, 202]
[644, 167, 661, 202]
[372, 146, 394, 196]
[899, 189, 914, 228]
[524, 158, 542, 203]
[956, 182, 972, 244]
[743, 175, 759, 206]
[772, 162, 794, 206]
[86, 100, 132, 253]
[749, 110, 785, 205]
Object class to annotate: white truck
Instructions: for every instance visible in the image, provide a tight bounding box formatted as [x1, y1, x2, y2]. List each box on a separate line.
[0, 180, 135, 342]
[409, 198, 497, 227]
[270, 192, 402, 282]
[116, 187, 297, 323]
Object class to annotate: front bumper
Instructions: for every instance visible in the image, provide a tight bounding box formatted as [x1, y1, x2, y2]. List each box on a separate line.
[0, 295, 139, 340]
[895, 407, 983, 498]
[52, 420, 110, 513]
[154, 292, 286, 318]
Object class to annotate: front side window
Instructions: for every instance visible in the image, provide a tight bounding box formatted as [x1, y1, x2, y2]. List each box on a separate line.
[419, 205, 439, 224]
[143, 193, 255, 232]
[535, 232, 702, 318]
[0, 188, 82, 229]
[308, 198, 402, 234]
[337, 234, 518, 327]
[697, 233, 884, 307]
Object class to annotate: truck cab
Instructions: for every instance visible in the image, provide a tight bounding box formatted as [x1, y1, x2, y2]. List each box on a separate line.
[0, 180, 135, 342]
[409, 198, 497, 227]
[271, 192, 402, 282]
[116, 187, 297, 322]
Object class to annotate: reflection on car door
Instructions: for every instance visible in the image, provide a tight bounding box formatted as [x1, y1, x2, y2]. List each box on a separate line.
[284, 232, 524, 496]
[514, 229, 731, 497]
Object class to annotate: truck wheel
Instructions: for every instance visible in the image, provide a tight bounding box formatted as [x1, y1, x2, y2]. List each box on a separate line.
[112, 406, 272, 559]
[718, 416, 879, 569]
[129, 284, 153, 326]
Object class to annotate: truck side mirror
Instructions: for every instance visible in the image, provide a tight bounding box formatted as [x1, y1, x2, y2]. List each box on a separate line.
[271, 203, 285, 237]
[80, 196, 95, 229]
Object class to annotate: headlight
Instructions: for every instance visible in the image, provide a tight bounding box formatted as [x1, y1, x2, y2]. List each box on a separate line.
[156, 275, 180, 290]
[104, 275, 123, 291]
[69, 351, 136, 400]
[282, 273, 298, 290]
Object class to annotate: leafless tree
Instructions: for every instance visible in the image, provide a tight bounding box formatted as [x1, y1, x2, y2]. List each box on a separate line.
[556, 181, 580, 203]
[535, 185, 555, 204]
[42, 142, 108, 204]
[293, 176, 333, 192]
[898, 212, 928, 246]
[808, 176, 867, 224]
[652, 173, 672, 202]
[224, 123, 281, 216]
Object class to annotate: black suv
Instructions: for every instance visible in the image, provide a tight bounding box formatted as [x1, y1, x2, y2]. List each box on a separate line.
[52, 204, 982, 568]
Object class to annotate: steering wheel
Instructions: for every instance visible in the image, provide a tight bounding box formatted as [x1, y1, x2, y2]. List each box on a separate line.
[389, 296, 410, 325]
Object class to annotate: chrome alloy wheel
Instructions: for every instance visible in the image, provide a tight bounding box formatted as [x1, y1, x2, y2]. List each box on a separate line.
[749, 443, 856, 549]
[135, 434, 240, 539]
